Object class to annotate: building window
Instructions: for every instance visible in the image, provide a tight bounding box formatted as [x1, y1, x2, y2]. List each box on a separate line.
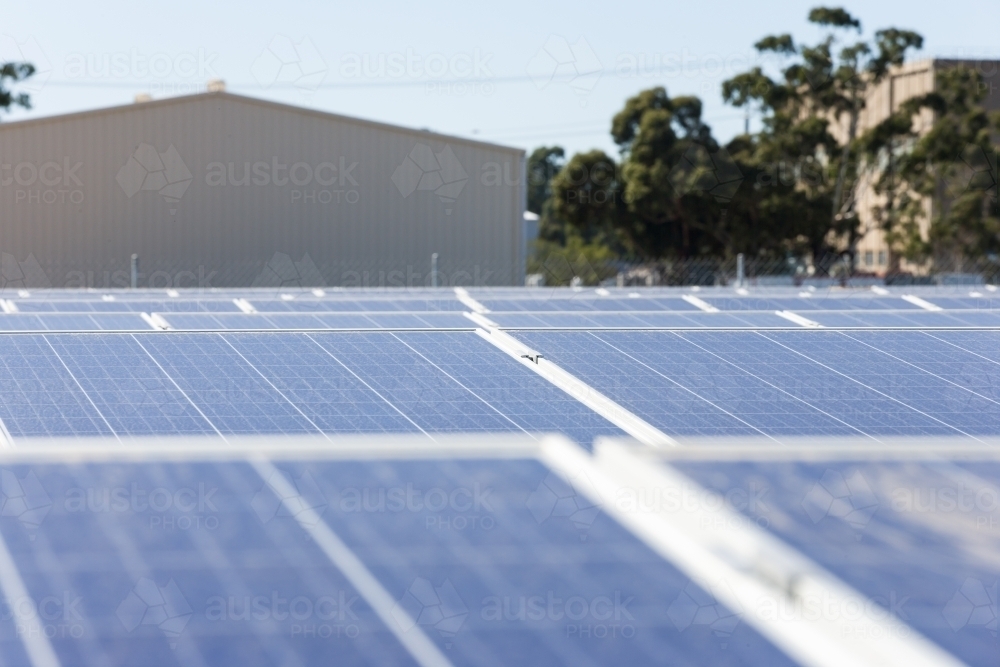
[864, 251, 874, 266]
[878, 251, 887, 266]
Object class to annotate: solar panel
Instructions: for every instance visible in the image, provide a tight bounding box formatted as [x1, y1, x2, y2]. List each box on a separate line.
[14, 300, 241, 313]
[806, 310, 1000, 328]
[911, 297, 1000, 310]
[0, 313, 154, 331]
[0, 336, 116, 438]
[512, 330, 1000, 439]
[489, 311, 796, 328]
[0, 332, 621, 446]
[475, 298, 701, 312]
[699, 296, 923, 311]
[250, 299, 468, 313]
[0, 314, 46, 331]
[158, 313, 475, 330]
[2, 286, 999, 666]
[0, 460, 415, 666]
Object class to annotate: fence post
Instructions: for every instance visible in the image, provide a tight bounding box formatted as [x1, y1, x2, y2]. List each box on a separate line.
[131, 254, 139, 289]
[736, 253, 744, 288]
[431, 253, 438, 288]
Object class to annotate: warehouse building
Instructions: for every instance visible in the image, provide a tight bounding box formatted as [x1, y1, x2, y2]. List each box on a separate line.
[0, 85, 526, 288]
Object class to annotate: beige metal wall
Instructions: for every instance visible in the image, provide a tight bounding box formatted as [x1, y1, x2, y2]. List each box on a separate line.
[0, 92, 525, 287]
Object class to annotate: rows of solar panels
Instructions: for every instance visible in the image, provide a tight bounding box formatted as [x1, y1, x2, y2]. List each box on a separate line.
[4, 327, 1000, 442]
[0, 287, 996, 667]
[3, 285, 1000, 330]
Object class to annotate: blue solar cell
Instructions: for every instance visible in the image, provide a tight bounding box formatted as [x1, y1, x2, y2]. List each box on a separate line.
[19, 301, 127, 313]
[0, 461, 414, 666]
[163, 314, 292, 330]
[41, 315, 115, 330]
[675, 459, 1000, 667]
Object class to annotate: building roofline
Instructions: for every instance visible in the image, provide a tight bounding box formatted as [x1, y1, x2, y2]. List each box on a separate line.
[887, 57, 1000, 75]
[0, 90, 526, 156]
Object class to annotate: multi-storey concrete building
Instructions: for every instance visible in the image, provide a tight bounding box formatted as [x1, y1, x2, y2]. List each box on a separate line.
[832, 59, 1000, 274]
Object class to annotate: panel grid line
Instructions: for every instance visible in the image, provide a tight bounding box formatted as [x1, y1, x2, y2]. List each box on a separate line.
[921, 330, 1000, 365]
[670, 331, 877, 441]
[215, 334, 330, 439]
[837, 331, 1000, 410]
[303, 333, 435, 440]
[387, 332, 536, 438]
[585, 331, 780, 442]
[128, 333, 227, 440]
[755, 332, 979, 441]
[40, 335, 120, 443]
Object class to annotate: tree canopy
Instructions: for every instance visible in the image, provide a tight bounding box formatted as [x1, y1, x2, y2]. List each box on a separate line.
[529, 6, 999, 283]
[0, 62, 35, 117]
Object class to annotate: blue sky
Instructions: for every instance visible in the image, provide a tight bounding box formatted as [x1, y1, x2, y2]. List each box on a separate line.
[3, 0, 998, 156]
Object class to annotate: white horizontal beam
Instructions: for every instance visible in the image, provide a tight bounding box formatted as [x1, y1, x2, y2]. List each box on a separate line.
[477, 328, 676, 447]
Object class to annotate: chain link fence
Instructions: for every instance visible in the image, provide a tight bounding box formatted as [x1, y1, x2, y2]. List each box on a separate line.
[529, 252, 1000, 288]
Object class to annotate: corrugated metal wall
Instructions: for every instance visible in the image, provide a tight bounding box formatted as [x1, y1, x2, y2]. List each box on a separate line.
[0, 92, 525, 287]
